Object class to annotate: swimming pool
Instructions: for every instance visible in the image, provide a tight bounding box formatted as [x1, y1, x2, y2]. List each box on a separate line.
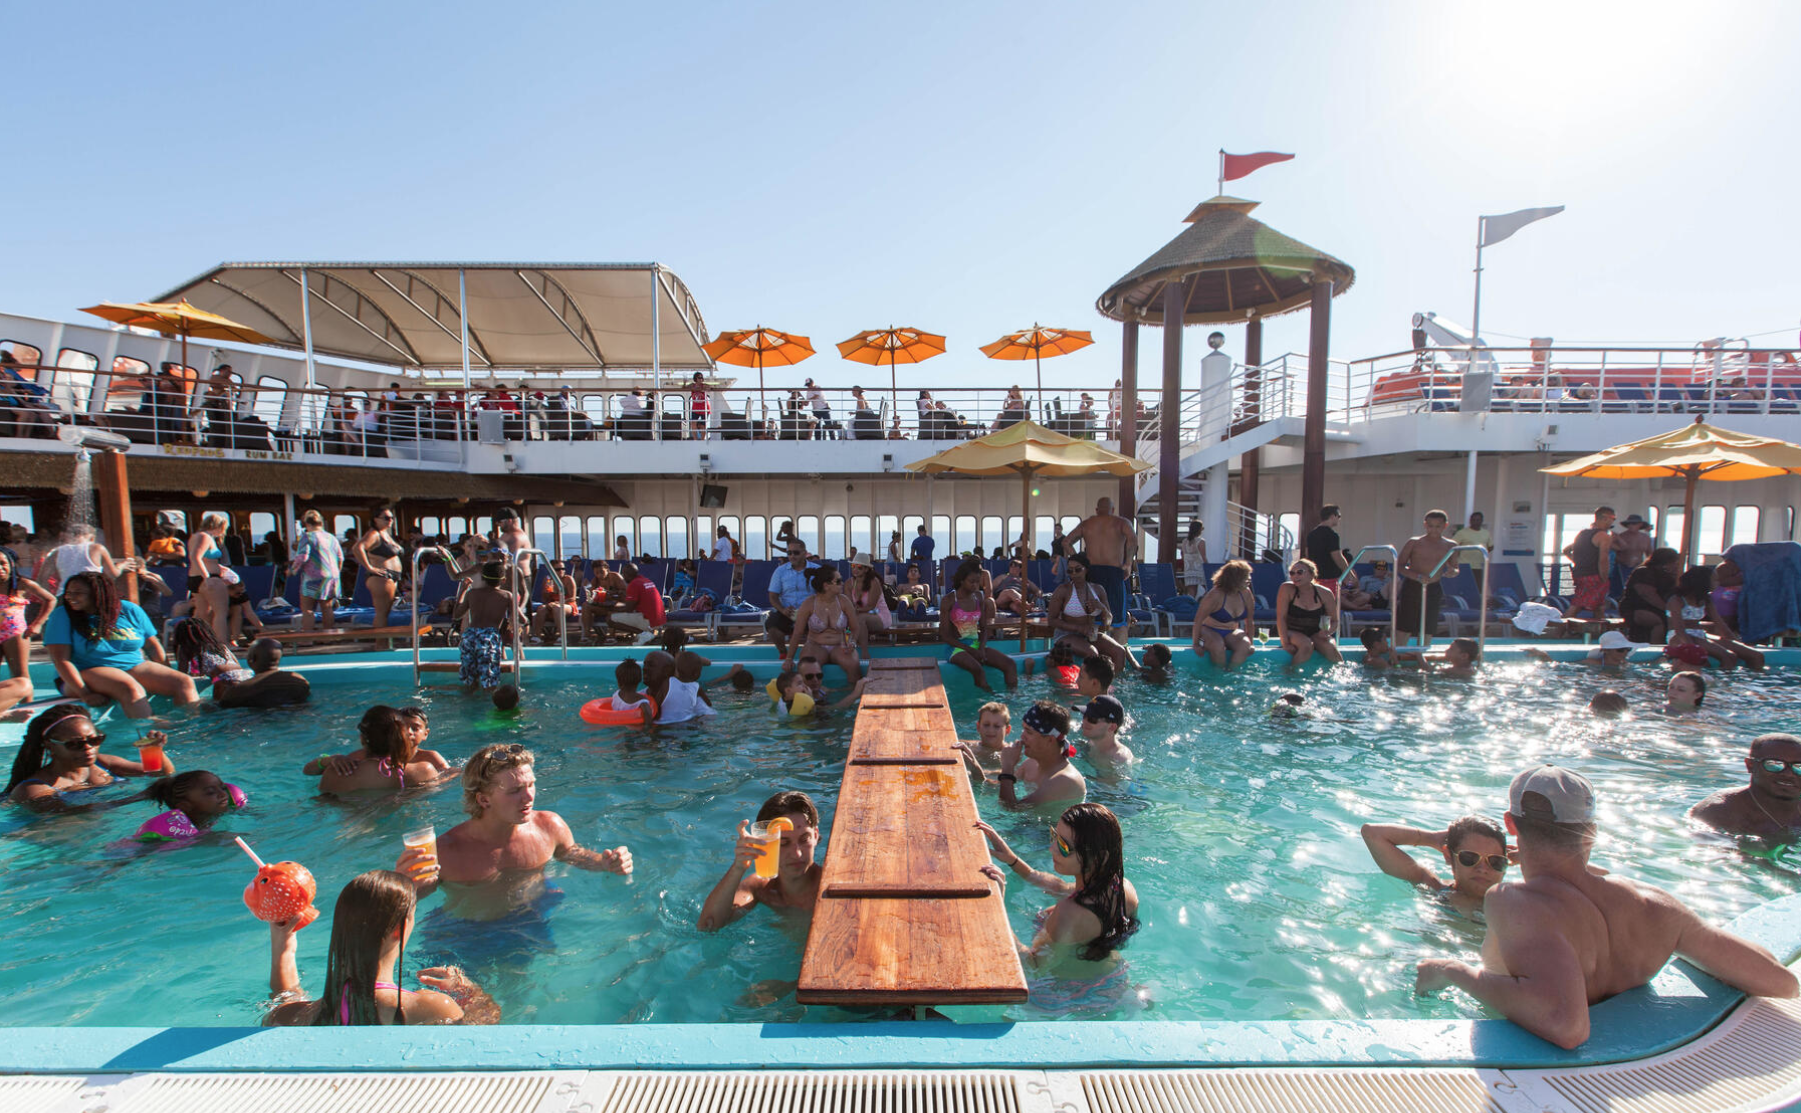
[3, 643, 1796, 1034]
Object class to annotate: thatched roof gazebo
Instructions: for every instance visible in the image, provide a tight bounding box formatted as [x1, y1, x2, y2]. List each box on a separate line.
[1094, 196, 1354, 550]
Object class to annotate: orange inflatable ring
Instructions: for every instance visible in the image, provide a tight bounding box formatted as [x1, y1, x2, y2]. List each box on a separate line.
[580, 696, 657, 725]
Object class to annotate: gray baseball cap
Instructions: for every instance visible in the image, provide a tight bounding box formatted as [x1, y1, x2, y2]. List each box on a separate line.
[1508, 765, 1596, 824]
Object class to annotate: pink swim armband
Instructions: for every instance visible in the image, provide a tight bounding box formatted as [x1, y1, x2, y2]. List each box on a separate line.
[134, 783, 247, 842]
[226, 782, 248, 809]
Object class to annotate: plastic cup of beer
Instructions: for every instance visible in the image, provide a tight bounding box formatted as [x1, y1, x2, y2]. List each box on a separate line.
[134, 738, 165, 773]
[402, 824, 438, 881]
[747, 818, 791, 879]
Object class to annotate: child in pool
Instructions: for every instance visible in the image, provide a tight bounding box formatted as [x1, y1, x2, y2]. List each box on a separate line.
[607, 658, 657, 726]
[1044, 641, 1081, 688]
[1359, 627, 1401, 669]
[1136, 643, 1172, 683]
[136, 769, 246, 841]
[305, 705, 454, 790]
[968, 700, 1012, 754]
[1397, 636, 1480, 678]
[492, 684, 520, 712]
[169, 617, 254, 694]
[1079, 694, 1134, 766]
[767, 667, 866, 716]
[1589, 690, 1629, 718]
[1270, 692, 1308, 718]
[0, 545, 56, 718]
[1073, 655, 1114, 707]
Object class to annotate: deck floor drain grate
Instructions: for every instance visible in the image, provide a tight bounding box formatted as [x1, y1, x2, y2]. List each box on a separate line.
[1539, 995, 1801, 1113]
[1079, 1069, 1505, 1113]
[118, 1072, 555, 1113]
[0, 1076, 86, 1113]
[597, 1071, 1022, 1113]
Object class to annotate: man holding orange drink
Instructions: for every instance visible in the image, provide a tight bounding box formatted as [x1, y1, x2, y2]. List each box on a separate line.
[697, 790, 823, 931]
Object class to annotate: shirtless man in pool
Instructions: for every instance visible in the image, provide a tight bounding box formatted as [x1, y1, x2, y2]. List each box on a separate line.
[697, 790, 824, 930]
[1361, 814, 1508, 914]
[396, 742, 631, 920]
[1416, 765, 1796, 1049]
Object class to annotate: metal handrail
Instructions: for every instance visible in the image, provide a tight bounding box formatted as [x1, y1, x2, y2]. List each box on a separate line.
[510, 547, 567, 680]
[1416, 544, 1491, 652]
[1337, 545, 1399, 653]
[410, 546, 431, 685]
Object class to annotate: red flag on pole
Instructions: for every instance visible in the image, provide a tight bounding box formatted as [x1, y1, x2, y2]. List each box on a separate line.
[1220, 150, 1294, 183]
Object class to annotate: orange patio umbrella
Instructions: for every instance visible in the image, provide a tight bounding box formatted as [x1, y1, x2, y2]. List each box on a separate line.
[980, 324, 1094, 411]
[701, 327, 814, 429]
[80, 299, 277, 379]
[837, 326, 946, 417]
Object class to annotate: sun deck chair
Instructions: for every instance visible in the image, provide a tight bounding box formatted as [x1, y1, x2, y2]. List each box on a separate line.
[714, 559, 780, 640]
[665, 561, 733, 639]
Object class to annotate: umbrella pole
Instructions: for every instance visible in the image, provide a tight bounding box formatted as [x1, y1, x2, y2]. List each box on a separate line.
[1020, 464, 1033, 653]
[1035, 348, 1043, 415]
[890, 354, 898, 426]
[757, 349, 766, 439]
[1680, 466, 1699, 565]
[180, 330, 192, 445]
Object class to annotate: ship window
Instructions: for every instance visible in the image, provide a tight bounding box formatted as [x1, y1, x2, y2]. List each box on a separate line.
[1697, 505, 1726, 555]
[532, 516, 555, 555]
[877, 514, 899, 558]
[1645, 507, 1659, 542]
[980, 516, 1003, 555]
[103, 356, 153, 413]
[638, 516, 662, 558]
[0, 340, 43, 376]
[0, 504, 35, 533]
[954, 516, 976, 556]
[333, 514, 358, 542]
[420, 516, 441, 540]
[559, 516, 581, 559]
[797, 515, 819, 556]
[932, 516, 951, 555]
[1006, 516, 1024, 553]
[248, 514, 276, 554]
[1787, 506, 1796, 541]
[443, 516, 466, 540]
[252, 377, 288, 428]
[850, 515, 871, 560]
[1059, 515, 1082, 538]
[824, 515, 846, 559]
[586, 516, 608, 557]
[474, 516, 494, 538]
[1663, 505, 1686, 555]
[664, 516, 688, 560]
[52, 347, 100, 414]
[611, 517, 635, 557]
[1728, 506, 1759, 548]
[902, 516, 924, 548]
[743, 515, 766, 559]
[715, 516, 740, 555]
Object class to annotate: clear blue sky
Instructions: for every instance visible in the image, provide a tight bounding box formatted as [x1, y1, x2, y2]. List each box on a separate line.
[4, 2, 1796, 392]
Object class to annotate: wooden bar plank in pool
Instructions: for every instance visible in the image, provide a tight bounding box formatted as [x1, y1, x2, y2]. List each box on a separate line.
[818, 764, 991, 897]
[798, 657, 1026, 1006]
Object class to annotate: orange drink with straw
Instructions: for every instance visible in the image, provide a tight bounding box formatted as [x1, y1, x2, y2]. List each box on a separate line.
[748, 817, 793, 879]
[134, 736, 165, 773]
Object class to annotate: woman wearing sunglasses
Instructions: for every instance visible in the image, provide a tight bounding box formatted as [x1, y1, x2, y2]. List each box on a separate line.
[1275, 558, 1342, 668]
[355, 508, 405, 629]
[1360, 814, 1509, 913]
[973, 803, 1139, 967]
[5, 704, 172, 813]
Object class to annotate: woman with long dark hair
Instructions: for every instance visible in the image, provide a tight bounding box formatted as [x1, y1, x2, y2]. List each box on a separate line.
[792, 564, 863, 683]
[0, 544, 55, 716]
[305, 705, 452, 792]
[43, 571, 197, 718]
[354, 508, 404, 629]
[265, 869, 497, 1026]
[975, 802, 1139, 965]
[939, 559, 1017, 691]
[6, 704, 169, 812]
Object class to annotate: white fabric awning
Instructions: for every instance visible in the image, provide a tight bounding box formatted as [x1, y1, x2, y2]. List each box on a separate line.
[152, 262, 713, 371]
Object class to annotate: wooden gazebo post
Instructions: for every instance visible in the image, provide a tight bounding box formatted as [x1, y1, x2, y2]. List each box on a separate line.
[1238, 313, 1264, 558]
[1158, 282, 1185, 551]
[1300, 278, 1334, 529]
[1117, 321, 1139, 517]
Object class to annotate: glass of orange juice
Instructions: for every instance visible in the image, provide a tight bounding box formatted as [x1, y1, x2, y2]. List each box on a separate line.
[747, 818, 791, 879]
[401, 825, 438, 880]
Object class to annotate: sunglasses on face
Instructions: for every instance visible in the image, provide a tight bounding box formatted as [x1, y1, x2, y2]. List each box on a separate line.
[1757, 758, 1801, 775]
[801, 671, 824, 681]
[1050, 827, 1073, 857]
[51, 730, 104, 747]
[1455, 850, 1508, 872]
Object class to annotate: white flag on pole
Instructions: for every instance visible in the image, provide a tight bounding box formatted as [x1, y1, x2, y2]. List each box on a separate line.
[1480, 205, 1565, 248]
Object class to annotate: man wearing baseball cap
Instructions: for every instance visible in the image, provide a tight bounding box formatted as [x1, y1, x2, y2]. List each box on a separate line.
[1079, 694, 1133, 767]
[1416, 764, 1796, 1048]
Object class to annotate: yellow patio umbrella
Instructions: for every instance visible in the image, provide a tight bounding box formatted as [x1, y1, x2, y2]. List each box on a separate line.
[979, 324, 1094, 412]
[1541, 417, 1801, 560]
[80, 300, 278, 378]
[837, 326, 946, 418]
[701, 327, 814, 432]
[908, 420, 1149, 648]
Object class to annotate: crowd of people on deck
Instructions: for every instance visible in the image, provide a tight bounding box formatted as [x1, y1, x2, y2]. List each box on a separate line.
[1, 492, 1797, 1043]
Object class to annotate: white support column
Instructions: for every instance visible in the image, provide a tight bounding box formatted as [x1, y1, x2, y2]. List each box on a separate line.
[458, 269, 471, 392]
[299, 269, 317, 390]
[283, 491, 297, 549]
[1198, 347, 1233, 554]
[1463, 449, 1479, 524]
[651, 266, 662, 442]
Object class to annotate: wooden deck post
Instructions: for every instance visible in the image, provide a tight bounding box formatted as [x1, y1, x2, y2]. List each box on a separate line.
[1117, 319, 1138, 517]
[1239, 314, 1263, 559]
[1300, 279, 1333, 528]
[94, 449, 137, 604]
[1157, 280, 1185, 553]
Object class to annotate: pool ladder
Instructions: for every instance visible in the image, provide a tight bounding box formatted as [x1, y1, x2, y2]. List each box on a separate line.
[1337, 545, 1399, 653]
[411, 546, 569, 686]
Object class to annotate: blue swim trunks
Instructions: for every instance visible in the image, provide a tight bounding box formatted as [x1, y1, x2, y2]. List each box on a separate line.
[1087, 565, 1128, 626]
[460, 625, 502, 689]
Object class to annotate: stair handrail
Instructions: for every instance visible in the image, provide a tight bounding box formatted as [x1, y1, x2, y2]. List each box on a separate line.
[1413, 544, 1491, 652]
[410, 546, 433, 685]
[1337, 545, 1399, 654]
[510, 547, 568, 679]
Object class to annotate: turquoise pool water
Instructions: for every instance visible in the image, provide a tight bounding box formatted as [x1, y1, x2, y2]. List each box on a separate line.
[0, 649, 1796, 1028]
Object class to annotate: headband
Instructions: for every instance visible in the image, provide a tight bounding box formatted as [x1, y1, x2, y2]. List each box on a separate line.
[1022, 704, 1066, 740]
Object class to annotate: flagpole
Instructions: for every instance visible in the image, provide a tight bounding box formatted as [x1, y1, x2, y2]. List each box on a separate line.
[1217, 149, 1225, 196]
[1470, 216, 1486, 373]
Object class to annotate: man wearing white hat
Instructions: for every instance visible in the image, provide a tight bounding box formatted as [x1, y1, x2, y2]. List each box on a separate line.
[1416, 764, 1796, 1048]
[1523, 629, 1648, 672]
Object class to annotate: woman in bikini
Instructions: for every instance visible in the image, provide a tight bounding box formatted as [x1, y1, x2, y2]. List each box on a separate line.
[1275, 558, 1342, 667]
[1045, 553, 1127, 670]
[0, 545, 55, 716]
[940, 559, 1017, 691]
[6, 704, 171, 813]
[265, 869, 497, 1026]
[975, 802, 1139, 969]
[356, 508, 405, 629]
[792, 566, 862, 683]
[306, 705, 453, 793]
[1193, 558, 1256, 670]
[187, 511, 236, 643]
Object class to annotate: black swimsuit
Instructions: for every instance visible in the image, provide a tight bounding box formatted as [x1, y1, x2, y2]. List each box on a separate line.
[1285, 585, 1326, 636]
